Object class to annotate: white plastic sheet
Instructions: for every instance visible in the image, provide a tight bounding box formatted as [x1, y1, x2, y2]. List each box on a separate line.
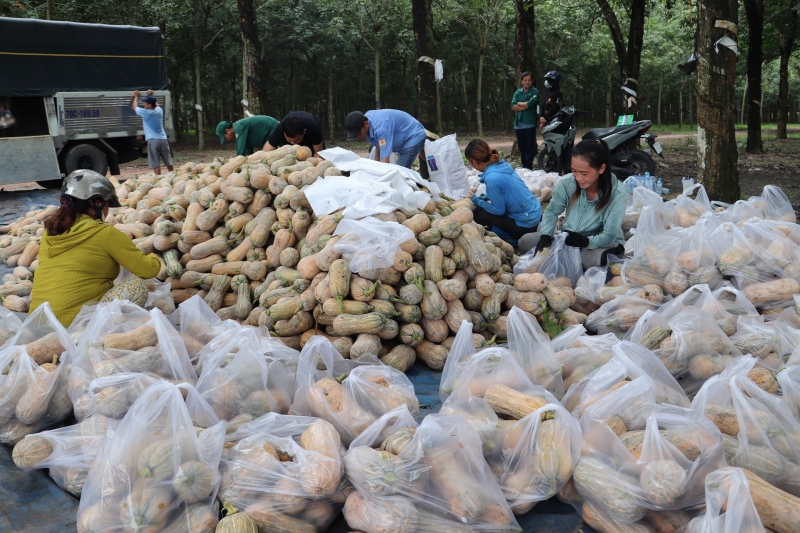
[332, 217, 414, 272]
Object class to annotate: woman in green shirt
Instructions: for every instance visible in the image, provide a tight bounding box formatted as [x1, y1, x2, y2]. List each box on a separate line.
[510, 72, 539, 170]
[518, 139, 627, 269]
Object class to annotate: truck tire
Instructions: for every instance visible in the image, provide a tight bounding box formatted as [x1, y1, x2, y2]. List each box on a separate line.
[64, 143, 108, 177]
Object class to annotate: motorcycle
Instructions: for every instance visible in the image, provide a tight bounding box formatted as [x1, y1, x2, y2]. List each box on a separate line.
[582, 118, 663, 179]
[537, 106, 586, 175]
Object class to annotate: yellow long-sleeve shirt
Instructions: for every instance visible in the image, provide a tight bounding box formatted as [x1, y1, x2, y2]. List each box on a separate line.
[29, 215, 161, 326]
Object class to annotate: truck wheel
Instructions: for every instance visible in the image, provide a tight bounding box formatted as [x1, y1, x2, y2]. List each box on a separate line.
[64, 144, 108, 176]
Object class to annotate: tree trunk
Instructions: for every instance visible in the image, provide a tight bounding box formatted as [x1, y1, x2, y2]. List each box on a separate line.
[412, 0, 437, 129]
[195, 51, 204, 150]
[514, 0, 536, 82]
[460, 68, 470, 134]
[606, 59, 613, 127]
[476, 50, 485, 137]
[328, 56, 335, 140]
[679, 79, 684, 129]
[237, 0, 263, 116]
[696, 0, 739, 202]
[740, 78, 748, 125]
[374, 38, 382, 109]
[777, 6, 798, 139]
[743, 0, 764, 152]
[46, 0, 52, 19]
[595, 0, 645, 115]
[657, 75, 663, 126]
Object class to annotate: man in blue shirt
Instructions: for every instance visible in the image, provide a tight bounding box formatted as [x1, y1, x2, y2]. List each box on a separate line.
[344, 110, 427, 170]
[131, 90, 173, 175]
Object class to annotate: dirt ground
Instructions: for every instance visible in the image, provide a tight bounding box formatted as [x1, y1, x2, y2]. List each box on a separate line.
[4, 130, 799, 210]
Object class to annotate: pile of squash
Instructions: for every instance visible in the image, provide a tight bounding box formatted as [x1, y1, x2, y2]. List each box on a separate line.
[0, 145, 585, 366]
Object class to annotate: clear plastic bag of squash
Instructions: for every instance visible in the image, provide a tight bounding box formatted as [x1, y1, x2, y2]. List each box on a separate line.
[691, 356, 800, 496]
[685, 467, 766, 533]
[290, 335, 416, 446]
[561, 340, 689, 422]
[12, 413, 120, 497]
[585, 295, 661, 338]
[69, 300, 197, 420]
[778, 365, 800, 424]
[0, 306, 22, 346]
[77, 380, 225, 533]
[176, 294, 241, 364]
[195, 325, 295, 423]
[82, 372, 161, 420]
[343, 412, 521, 533]
[219, 412, 348, 533]
[556, 331, 619, 393]
[621, 206, 682, 291]
[654, 307, 744, 396]
[751, 184, 797, 223]
[506, 306, 565, 399]
[0, 303, 76, 445]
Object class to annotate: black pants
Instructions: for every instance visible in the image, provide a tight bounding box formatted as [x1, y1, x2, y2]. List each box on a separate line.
[473, 207, 537, 240]
[515, 127, 537, 170]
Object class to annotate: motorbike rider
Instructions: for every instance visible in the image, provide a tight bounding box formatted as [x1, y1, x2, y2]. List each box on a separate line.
[519, 139, 626, 269]
[538, 71, 563, 129]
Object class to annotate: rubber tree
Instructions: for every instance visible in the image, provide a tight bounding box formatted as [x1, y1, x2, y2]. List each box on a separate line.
[514, 0, 536, 82]
[696, 0, 739, 202]
[458, 0, 511, 137]
[774, 2, 798, 139]
[192, 0, 214, 150]
[413, 0, 437, 131]
[237, 0, 264, 116]
[595, 0, 646, 115]
[743, 0, 764, 153]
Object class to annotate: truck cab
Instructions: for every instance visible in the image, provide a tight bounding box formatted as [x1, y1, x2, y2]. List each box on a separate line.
[0, 18, 172, 188]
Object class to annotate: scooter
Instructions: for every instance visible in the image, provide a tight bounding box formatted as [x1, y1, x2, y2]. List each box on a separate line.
[537, 106, 587, 174]
[582, 118, 663, 179]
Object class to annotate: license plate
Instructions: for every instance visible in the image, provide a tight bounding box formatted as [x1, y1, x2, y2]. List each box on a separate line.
[652, 141, 663, 154]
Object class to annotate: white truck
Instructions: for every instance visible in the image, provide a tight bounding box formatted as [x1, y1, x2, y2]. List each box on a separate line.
[0, 18, 175, 188]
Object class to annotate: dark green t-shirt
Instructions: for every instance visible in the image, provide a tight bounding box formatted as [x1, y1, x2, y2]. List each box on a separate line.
[233, 115, 279, 156]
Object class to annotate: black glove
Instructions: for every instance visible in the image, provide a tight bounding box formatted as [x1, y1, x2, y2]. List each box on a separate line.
[564, 231, 590, 248]
[601, 244, 625, 267]
[534, 234, 553, 255]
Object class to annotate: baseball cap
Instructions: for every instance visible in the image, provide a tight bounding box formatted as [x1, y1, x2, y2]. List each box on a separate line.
[216, 121, 232, 144]
[344, 111, 367, 141]
[142, 95, 157, 106]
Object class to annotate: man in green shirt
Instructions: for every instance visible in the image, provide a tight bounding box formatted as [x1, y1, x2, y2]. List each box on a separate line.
[510, 71, 540, 170]
[216, 115, 279, 156]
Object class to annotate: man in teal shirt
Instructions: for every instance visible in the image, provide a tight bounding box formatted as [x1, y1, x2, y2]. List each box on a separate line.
[510, 72, 539, 170]
[216, 115, 279, 156]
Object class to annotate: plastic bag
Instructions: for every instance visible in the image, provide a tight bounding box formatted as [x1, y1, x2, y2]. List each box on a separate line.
[562, 341, 689, 421]
[741, 217, 800, 282]
[82, 372, 161, 420]
[586, 295, 661, 338]
[195, 325, 294, 422]
[685, 467, 766, 533]
[708, 220, 792, 290]
[219, 412, 347, 532]
[717, 199, 764, 225]
[778, 365, 800, 423]
[751, 184, 796, 223]
[655, 283, 757, 336]
[674, 183, 711, 227]
[12, 414, 119, 497]
[654, 307, 743, 395]
[692, 356, 800, 495]
[144, 278, 176, 315]
[539, 232, 584, 286]
[506, 307, 565, 398]
[622, 207, 684, 293]
[0, 303, 75, 444]
[343, 413, 521, 533]
[290, 336, 417, 445]
[557, 332, 619, 392]
[729, 317, 789, 370]
[69, 300, 197, 420]
[671, 213, 725, 292]
[176, 295, 240, 363]
[333, 217, 415, 273]
[549, 324, 587, 352]
[77, 381, 225, 533]
[623, 186, 673, 232]
[0, 306, 22, 346]
[424, 134, 471, 199]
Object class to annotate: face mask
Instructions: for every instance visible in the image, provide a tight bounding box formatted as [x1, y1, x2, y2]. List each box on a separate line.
[544, 80, 551, 89]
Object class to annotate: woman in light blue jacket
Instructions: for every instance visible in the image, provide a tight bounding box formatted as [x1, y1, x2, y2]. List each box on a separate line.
[466, 139, 542, 242]
[519, 139, 626, 268]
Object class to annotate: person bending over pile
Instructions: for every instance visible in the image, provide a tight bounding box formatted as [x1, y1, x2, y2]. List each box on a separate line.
[29, 170, 160, 326]
[519, 139, 626, 269]
[466, 139, 542, 244]
[264, 111, 325, 155]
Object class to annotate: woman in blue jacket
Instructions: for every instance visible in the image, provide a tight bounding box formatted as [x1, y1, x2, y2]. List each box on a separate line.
[466, 139, 542, 241]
